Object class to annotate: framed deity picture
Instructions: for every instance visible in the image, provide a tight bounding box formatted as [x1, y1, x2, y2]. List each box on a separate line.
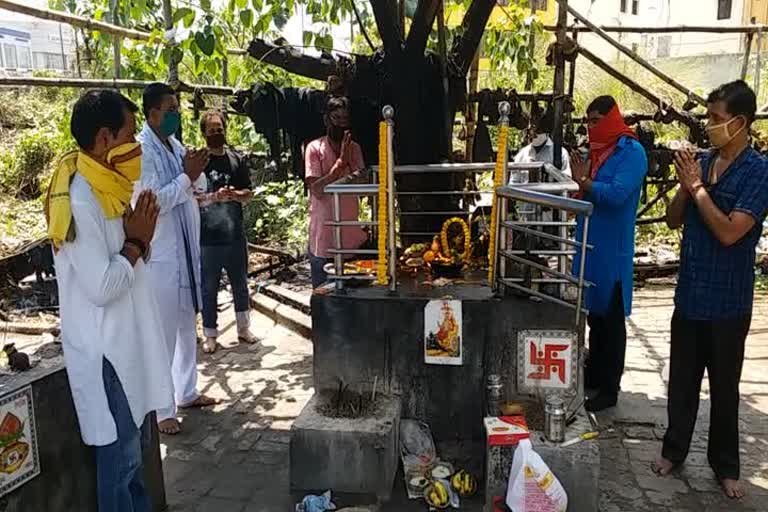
[516, 330, 577, 394]
[0, 386, 40, 497]
[424, 299, 463, 365]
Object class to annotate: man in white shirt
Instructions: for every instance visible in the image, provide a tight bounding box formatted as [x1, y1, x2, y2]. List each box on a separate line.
[48, 89, 173, 511]
[512, 108, 572, 178]
[137, 83, 217, 435]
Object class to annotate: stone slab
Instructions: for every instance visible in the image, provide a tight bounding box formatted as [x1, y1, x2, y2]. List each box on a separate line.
[290, 393, 401, 501]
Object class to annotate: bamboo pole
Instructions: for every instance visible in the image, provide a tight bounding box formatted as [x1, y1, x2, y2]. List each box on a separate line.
[0, 0, 151, 41]
[742, 31, 754, 81]
[110, 0, 121, 78]
[0, 0, 245, 55]
[0, 76, 235, 95]
[543, 24, 768, 34]
[558, 0, 707, 106]
[551, 0, 568, 169]
[756, 28, 764, 102]
[577, 46, 676, 118]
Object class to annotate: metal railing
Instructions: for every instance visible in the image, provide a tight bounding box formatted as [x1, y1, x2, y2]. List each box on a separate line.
[493, 185, 594, 326]
[324, 101, 593, 310]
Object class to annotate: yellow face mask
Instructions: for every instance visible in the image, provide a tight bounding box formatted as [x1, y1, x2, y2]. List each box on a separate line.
[106, 142, 143, 182]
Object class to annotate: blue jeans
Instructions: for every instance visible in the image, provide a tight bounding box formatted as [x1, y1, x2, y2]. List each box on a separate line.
[309, 252, 331, 289]
[201, 238, 250, 336]
[96, 359, 152, 512]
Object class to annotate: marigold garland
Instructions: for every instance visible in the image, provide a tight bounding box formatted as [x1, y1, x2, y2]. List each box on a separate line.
[376, 121, 389, 285]
[487, 125, 509, 283]
[440, 217, 471, 262]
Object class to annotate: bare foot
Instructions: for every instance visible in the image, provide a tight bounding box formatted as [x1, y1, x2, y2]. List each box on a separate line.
[720, 478, 745, 499]
[202, 338, 217, 354]
[158, 418, 181, 435]
[178, 394, 219, 409]
[651, 456, 676, 476]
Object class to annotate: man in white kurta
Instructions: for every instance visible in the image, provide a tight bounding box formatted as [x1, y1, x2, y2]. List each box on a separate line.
[50, 89, 173, 512]
[137, 83, 216, 435]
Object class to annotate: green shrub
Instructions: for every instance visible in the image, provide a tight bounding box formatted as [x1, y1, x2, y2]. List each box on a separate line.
[0, 130, 57, 198]
[243, 179, 308, 254]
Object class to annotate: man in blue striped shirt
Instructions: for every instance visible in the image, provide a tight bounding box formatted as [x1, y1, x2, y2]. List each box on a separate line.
[654, 80, 768, 500]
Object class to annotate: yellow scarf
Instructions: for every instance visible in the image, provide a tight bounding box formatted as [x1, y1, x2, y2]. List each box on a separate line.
[45, 143, 142, 248]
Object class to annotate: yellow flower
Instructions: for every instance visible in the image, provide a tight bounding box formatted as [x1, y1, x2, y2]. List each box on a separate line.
[440, 217, 471, 262]
[377, 121, 389, 285]
[488, 125, 509, 283]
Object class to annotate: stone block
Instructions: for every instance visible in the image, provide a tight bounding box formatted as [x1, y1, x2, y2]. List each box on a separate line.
[0, 365, 166, 512]
[290, 393, 401, 502]
[484, 416, 600, 512]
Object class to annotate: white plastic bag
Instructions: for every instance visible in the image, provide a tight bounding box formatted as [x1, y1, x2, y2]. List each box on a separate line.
[505, 439, 568, 512]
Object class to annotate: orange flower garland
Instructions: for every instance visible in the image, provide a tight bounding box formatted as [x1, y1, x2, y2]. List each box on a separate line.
[487, 125, 509, 283]
[440, 217, 471, 262]
[376, 121, 389, 285]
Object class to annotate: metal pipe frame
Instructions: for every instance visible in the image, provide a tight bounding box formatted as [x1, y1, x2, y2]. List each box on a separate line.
[333, 193, 343, 291]
[496, 186, 594, 216]
[499, 278, 589, 315]
[502, 222, 593, 249]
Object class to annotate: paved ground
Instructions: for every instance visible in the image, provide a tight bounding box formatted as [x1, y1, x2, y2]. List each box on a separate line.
[158, 285, 768, 511]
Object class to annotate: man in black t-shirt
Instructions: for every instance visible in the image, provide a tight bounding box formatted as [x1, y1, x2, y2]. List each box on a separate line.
[197, 110, 258, 353]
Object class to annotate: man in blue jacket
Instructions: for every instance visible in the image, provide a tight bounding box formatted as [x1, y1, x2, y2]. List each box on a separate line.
[570, 96, 649, 412]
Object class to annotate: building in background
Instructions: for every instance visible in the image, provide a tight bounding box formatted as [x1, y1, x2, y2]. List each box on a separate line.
[0, 12, 75, 75]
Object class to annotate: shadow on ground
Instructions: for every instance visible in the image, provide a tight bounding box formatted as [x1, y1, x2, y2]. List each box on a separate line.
[161, 285, 768, 512]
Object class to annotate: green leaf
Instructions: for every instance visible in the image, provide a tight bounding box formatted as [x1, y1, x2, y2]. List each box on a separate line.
[235, 0, 248, 8]
[194, 31, 216, 56]
[206, 59, 219, 76]
[302, 30, 313, 47]
[172, 7, 192, 25]
[251, 0, 263, 11]
[200, 0, 212, 9]
[239, 8, 254, 27]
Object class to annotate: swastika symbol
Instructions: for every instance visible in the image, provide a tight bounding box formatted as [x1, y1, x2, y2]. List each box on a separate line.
[527, 342, 569, 383]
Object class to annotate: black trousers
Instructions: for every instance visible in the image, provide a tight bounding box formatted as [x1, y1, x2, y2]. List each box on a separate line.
[585, 283, 626, 397]
[662, 310, 751, 480]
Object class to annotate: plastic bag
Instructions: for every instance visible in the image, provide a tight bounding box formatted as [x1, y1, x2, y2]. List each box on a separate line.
[295, 490, 336, 512]
[400, 419, 437, 470]
[505, 439, 568, 512]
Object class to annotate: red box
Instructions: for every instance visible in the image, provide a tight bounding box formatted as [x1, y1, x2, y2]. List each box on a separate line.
[484, 416, 530, 447]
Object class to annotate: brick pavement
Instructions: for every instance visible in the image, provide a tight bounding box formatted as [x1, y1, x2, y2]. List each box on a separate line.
[161, 285, 768, 511]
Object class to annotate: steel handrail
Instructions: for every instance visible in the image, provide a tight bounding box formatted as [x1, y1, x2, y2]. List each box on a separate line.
[496, 185, 594, 216]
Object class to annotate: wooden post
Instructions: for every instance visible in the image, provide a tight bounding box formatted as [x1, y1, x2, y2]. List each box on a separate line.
[558, 0, 707, 106]
[57, 23, 67, 72]
[466, 49, 480, 161]
[756, 28, 763, 101]
[742, 31, 754, 80]
[109, 0, 121, 78]
[524, 2, 536, 92]
[222, 58, 229, 87]
[552, 0, 568, 170]
[162, 0, 178, 85]
[73, 29, 82, 77]
[0, 76, 235, 95]
[437, 0, 451, 149]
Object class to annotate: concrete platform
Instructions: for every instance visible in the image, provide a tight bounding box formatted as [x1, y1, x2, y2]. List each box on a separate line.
[311, 280, 581, 441]
[290, 393, 401, 502]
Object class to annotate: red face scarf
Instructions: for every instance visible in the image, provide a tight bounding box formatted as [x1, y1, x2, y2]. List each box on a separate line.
[587, 104, 638, 179]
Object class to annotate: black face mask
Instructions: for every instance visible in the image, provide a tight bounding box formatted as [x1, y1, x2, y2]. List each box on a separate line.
[206, 132, 226, 149]
[328, 125, 346, 142]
